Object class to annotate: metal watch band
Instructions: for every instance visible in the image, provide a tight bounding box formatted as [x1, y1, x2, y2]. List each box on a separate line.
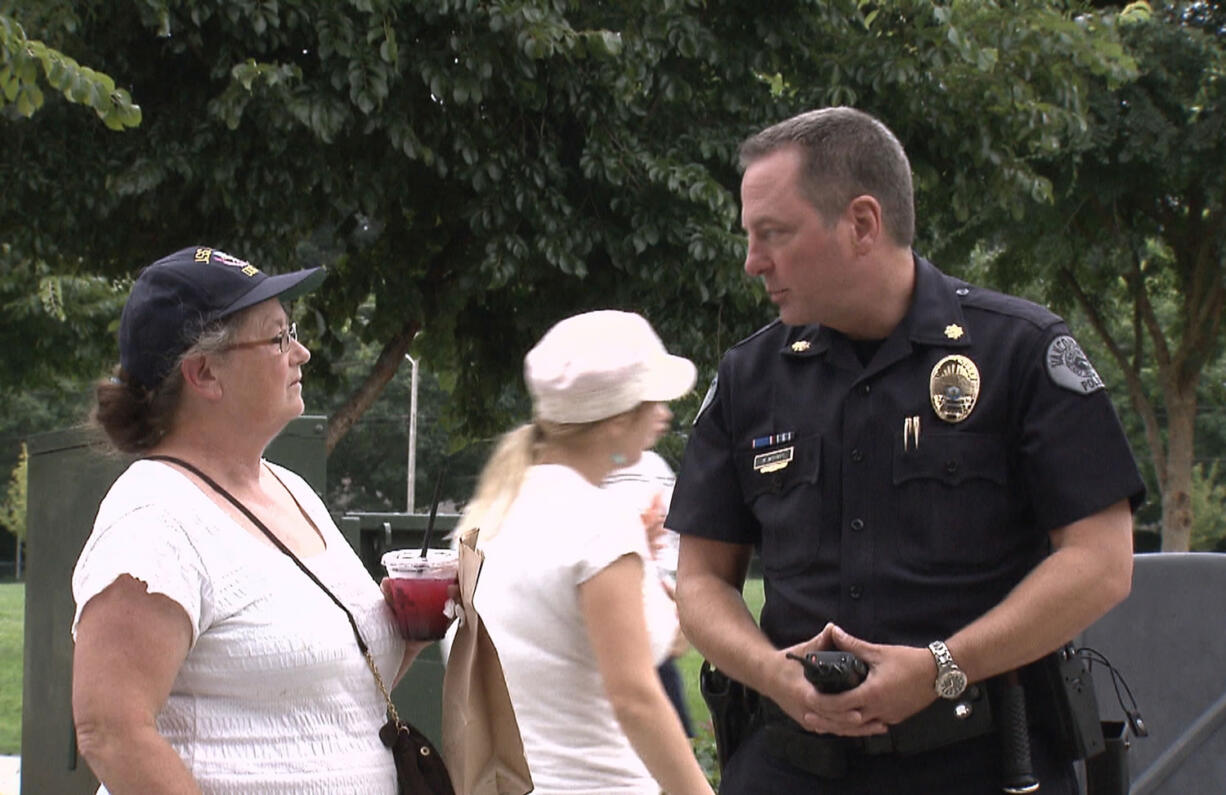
[928, 640, 968, 699]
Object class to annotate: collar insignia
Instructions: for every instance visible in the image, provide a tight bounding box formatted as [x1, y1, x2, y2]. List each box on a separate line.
[790, 340, 811, 352]
[944, 324, 964, 340]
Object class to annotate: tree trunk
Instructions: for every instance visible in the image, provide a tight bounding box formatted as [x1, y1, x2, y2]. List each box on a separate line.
[1161, 387, 1197, 552]
[325, 318, 421, 454]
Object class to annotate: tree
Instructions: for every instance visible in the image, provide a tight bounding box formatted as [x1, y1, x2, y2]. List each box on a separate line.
[0, 253, 127, 501]
[1190, 461, 1226, 551]
[320, 323, 496, 514]
[1, 1, 1139, 457]
[975, 1, 1225, 550]
[1, 5, 140, 127]
[0, 442, 27, 578]
[0, 251, 130, 390]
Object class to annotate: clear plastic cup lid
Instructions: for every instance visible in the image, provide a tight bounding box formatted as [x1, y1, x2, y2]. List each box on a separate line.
[381, 548, 459, 577]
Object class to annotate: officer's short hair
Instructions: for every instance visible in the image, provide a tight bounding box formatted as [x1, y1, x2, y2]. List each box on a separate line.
[739, 106, 915, 248]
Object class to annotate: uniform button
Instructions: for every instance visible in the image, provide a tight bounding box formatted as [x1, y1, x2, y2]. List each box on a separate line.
[956, 287, 970, 296]
[861, 384, 871, 395]
[849, 585, 863, 599]
[850, 518, 865, 532]
[945, 460, 959, 474]
[850, 449, 864, 463]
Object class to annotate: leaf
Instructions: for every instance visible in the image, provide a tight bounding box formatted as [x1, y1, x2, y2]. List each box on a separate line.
[1, 68, 17, 102]
[15, 87, 36, 116]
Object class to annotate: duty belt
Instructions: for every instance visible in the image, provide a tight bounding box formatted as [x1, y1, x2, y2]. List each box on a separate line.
[757, 683, 995, 778]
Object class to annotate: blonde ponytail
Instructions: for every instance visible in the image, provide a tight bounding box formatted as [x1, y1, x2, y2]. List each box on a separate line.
[458, 423, 542, 541]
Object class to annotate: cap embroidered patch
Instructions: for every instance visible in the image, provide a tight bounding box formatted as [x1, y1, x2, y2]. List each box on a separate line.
[1046, 335, 1104, 394]
[208, 249, 261, 276]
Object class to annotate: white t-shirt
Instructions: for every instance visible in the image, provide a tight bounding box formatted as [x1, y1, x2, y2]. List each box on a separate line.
[72, 459, 405, 795]
[604, 450, 680, 578]
[474, 464, 678, 794]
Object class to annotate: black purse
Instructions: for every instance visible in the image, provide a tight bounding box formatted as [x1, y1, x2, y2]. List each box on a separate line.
[146, 455, 456, 795]
[379, 713, 456, 795]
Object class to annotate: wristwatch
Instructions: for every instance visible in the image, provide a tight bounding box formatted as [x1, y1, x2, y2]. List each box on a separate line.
[928, 640, 968, 699]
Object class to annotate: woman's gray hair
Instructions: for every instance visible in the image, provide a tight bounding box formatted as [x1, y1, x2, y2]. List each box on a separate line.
[92, 312, 248, 453]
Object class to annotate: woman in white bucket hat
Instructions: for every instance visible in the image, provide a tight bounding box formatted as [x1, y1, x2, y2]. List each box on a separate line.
[456, 310, 712, 795]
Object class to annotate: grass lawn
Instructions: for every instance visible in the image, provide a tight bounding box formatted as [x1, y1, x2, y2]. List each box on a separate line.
[678, 576, 764, 784]
[0, 582, 23, 755]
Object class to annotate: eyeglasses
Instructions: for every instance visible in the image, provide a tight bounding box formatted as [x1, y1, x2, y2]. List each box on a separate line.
[222, 322, 298, 355]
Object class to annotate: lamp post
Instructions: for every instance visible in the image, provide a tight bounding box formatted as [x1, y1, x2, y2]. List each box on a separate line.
[405, 352, 419, 514]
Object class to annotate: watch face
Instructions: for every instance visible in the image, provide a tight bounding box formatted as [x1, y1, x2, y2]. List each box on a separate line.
[937, 669, 968, 699]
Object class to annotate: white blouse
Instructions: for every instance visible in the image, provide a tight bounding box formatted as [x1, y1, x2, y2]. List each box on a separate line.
[72, 459, 405, 794]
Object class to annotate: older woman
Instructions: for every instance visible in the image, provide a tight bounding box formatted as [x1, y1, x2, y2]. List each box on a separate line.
[71, 246, 418, 794]
[457, 310, 714, 795]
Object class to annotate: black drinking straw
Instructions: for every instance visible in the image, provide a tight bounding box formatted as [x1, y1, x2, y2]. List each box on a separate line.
[419, 459, 449, 557]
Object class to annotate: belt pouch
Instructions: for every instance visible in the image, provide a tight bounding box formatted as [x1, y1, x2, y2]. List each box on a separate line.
[890, 685, 994, 754]
[1028, 645, 1106, 760]
[1084, 720, 1130, 795]
[699, 661, 757, 771]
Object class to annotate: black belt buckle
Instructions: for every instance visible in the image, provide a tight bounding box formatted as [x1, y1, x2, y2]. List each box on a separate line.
[889, 684, 994, 754]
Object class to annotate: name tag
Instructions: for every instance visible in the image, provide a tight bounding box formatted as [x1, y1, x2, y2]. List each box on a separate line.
[753, 446, 794, 474]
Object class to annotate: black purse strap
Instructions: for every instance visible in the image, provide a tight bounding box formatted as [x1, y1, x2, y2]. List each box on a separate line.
[144, 454, 403, 721]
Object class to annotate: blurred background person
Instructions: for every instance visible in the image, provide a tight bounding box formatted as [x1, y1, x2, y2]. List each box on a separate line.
[603, 419, 695, 739]
[72, 246, 423, 794]
[457, 310, 712, 795]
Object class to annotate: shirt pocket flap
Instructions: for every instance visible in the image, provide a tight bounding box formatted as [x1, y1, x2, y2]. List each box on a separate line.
[892, 432, 1007, 487]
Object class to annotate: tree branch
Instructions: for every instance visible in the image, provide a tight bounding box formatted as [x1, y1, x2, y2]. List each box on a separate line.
[325, 317, 421, 454]
[1060, 265, 1168, 488]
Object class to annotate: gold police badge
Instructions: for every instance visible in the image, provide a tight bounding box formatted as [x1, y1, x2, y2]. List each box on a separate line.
[930, 355, 981, 423]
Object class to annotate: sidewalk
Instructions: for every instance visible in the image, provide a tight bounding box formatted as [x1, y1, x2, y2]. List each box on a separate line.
[0, 755, 18, 795]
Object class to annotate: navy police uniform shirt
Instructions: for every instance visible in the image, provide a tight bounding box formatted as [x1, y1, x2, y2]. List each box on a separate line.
[669, 256, 1146, 650]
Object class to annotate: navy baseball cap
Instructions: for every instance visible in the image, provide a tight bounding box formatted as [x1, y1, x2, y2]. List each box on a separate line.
[118, 245, 327, 390]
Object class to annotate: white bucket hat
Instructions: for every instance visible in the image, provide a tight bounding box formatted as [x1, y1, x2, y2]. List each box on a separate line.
[525, 310, 697, 424]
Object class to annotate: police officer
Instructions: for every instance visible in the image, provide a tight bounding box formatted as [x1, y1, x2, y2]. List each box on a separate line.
[669, 107, 1146, 794]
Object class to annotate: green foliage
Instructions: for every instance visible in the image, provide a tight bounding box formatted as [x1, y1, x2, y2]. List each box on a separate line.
[971, 0, 1226, 547]
[1, 0, 1141, 446]
[0, 248, 129, 391]
[318, 362, 496, 513]
[0, 245, 117, 500]
[0, 443, 25, 544]
[1191, 462, 1226, 552]
[0, 9, 141, 127]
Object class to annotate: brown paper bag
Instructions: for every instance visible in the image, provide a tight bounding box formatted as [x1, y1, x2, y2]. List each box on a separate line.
[441, 528, 534, 795]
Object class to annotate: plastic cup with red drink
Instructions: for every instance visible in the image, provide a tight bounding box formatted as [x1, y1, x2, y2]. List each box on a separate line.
[381, 548, 460, 641]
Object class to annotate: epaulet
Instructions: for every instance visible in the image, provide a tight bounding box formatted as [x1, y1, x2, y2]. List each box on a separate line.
[729, 318, 784, 351]
[952, 280, 1062, 331]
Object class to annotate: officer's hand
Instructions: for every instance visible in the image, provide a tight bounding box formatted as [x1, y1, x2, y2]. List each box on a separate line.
[767, 625, 890, 737]
[819, 623, 938, 731]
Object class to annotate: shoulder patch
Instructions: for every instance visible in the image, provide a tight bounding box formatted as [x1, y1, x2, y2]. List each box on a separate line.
[1046, 335, 1104, 394]
[693, 374, 718, 426]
